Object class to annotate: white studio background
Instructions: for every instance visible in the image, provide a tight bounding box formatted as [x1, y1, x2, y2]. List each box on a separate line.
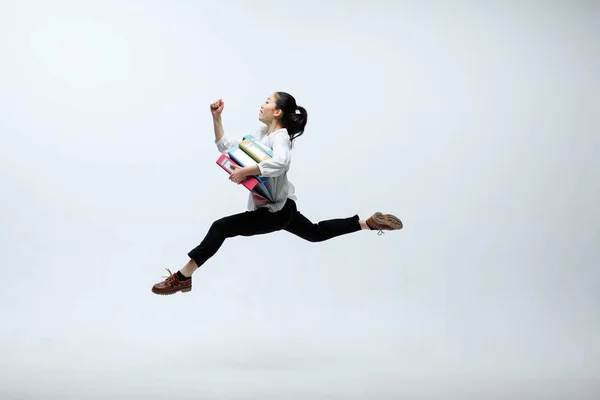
[0, 0, 599, 399]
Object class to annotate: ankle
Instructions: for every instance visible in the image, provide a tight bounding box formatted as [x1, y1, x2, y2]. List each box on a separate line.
[179, 259, 198, 278]
[359, 220, 372, 230]
[176, 271, 190, 281]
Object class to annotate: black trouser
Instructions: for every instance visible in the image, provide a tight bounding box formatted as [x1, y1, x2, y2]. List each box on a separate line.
[187, 199, 361, 268]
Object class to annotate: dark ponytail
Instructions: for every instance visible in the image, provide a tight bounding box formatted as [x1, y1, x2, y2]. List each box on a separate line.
[275, 91, 308, 146]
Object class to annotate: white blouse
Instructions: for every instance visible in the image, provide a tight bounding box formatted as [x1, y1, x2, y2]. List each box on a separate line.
[215, 125, 297, 212]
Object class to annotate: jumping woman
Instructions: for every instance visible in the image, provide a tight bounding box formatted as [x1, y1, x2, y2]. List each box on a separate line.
[152, 92, 403, 295]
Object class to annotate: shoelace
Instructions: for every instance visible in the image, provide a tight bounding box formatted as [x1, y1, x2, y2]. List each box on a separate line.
[367, 219, 386, 236]
[161, 268, 175, 280]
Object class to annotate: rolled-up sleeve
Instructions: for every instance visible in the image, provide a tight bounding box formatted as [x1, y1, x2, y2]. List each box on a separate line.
[257, 132, 291, 177]
[215, 135, 241, 154]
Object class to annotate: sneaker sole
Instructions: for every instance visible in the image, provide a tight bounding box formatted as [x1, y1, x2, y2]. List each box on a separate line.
[152, 286, 192, 295]
[372, 212, 403, 230]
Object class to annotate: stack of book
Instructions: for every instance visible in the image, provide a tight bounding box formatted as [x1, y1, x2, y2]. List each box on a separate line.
[216, 135, 277, 202]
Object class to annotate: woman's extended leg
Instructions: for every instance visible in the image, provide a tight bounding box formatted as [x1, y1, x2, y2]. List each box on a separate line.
[284, 210, 403, 242]
[283, 211, 362, 242]
[151, 199, 297, 295]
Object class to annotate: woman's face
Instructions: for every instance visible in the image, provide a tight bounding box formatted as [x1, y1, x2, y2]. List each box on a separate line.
[258, 93, 281, 124]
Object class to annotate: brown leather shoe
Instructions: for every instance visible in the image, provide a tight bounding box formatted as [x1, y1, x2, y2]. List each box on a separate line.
[366, 212, 403, 234]
[152, 268, 192, 295]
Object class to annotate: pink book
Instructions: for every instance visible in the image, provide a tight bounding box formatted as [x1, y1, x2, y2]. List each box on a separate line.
[216, 154, 269, 201]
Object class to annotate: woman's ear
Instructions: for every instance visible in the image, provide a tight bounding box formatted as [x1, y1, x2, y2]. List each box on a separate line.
[273, 109, 282, 119]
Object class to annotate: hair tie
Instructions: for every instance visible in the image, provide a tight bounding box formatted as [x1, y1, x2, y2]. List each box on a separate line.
[295, 108, 301, 114]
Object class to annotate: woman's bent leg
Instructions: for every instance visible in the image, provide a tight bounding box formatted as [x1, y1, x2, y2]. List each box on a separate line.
[152, 200, 297, 295]
[187, 206, 292, 268]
